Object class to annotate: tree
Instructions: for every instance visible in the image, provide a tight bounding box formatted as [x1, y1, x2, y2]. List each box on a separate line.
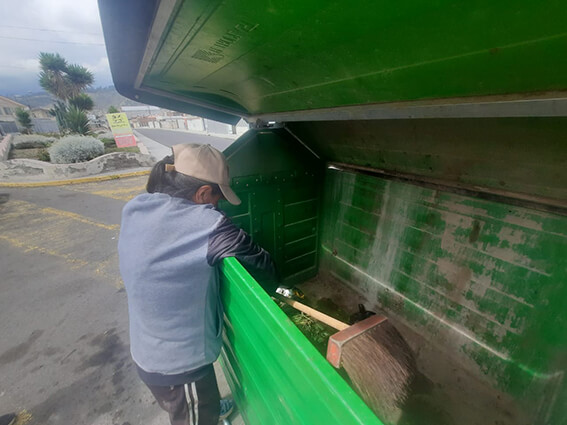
[38, 53, 69, 100]
[38, 53, 94, 101]
[38, 52, 95, 134]
[15, 108, 33, 134]
[107, 105, 120, 114]
[65, 64, 95, 99]
[69, 93, 94, 111]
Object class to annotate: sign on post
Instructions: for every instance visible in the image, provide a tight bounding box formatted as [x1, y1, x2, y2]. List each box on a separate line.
[105, 113, 137, 147]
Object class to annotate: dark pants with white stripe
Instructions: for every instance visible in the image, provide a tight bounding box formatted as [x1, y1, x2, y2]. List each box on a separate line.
[145, 367, 220, 425]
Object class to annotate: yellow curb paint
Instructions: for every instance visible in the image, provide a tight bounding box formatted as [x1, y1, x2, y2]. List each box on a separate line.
[0, 170, 150, 188]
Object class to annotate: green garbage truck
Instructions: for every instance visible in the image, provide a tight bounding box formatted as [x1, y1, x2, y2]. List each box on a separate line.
[98, 1, 567, 423]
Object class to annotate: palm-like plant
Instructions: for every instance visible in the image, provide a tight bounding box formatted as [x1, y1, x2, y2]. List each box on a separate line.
[66, 65, 94, 99]
[39, 52, 70, 100]
[39, 52, 95, 134]
[65, 106, 91, 135]
[49, 101, 69, 130]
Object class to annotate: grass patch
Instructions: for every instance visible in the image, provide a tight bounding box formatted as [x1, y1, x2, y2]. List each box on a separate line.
[279, 302, 334, 355]
[100, 138, 116, 147]
[104, 146, 140, 154]
[9, 147, 50, 162]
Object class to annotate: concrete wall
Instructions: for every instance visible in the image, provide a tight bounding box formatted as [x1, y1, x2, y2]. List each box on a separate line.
[0, 152, 154, 182]
[0, 134, 12, 160]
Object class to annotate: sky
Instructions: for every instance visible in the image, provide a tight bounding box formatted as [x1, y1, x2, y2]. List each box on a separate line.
[0, 0, 114, 96]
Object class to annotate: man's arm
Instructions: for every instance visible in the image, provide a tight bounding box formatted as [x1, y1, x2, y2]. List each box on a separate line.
[207, 215, 277, 290]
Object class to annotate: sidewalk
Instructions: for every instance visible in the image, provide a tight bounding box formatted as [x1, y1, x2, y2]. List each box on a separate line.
[134, 130, 171, 160]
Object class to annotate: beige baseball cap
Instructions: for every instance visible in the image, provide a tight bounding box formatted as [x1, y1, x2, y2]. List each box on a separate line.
[166, 143, 241, 205]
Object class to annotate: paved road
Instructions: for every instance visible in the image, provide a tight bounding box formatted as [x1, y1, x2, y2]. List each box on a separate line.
[136, 129, 236, 152]
[0, 177, 240, 425]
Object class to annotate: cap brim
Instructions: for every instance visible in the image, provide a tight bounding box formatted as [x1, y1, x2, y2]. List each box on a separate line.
[219, 184, 241, 205]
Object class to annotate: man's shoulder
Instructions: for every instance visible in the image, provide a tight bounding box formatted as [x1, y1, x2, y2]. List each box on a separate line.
[123, 193, 224, 226]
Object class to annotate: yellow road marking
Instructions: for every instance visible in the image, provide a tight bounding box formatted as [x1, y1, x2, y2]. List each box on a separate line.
[0, 235, 89, 269]
[0, 234, 124, 288]
[15, 409, 32, 425]
[41, 206, 119, 230]
[0, 170, 150, 188]
[1, 200, 118, 230]
[95, 257, 125, 288]
[0, 198, 123, 287]
[2, 201, 120, 230]
[87, 184, 147, 201]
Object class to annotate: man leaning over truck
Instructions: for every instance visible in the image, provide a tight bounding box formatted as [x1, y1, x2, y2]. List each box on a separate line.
[118, 144, 276, 425]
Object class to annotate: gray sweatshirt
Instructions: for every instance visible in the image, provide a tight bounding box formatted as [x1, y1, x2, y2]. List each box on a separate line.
[118, 193, 274, 379]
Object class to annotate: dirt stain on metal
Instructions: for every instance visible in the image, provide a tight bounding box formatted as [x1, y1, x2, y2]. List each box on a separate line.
[468, 220, 481, 243]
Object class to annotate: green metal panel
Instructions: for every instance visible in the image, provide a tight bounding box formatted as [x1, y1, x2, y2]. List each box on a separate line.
[218, 257, 384, 425]
[142, 0, 567, 116]
[219, 128, 323, 285]
[320, 168, 567, 424]
[288, 117, 567, 207]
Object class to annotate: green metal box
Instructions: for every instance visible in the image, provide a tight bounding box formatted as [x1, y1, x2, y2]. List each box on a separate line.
[98, 1, 567, 423]
[218, 124, 567, 425]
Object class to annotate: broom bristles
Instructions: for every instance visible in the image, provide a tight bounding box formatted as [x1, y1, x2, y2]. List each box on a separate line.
[340, 321, 416, 424]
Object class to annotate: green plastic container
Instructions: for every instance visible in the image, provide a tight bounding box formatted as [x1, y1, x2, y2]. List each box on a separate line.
[98, 1, 567, 423]
[219, 126, 567, 425]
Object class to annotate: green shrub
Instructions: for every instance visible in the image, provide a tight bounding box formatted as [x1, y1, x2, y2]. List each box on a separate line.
[15, 108, 33, 134]
[12, 134, 57, 149]
[100, 137, 116, 147]
[36, 132, 60, 138]
[49, 135, 104, 163]
[38, 149, 51, 162]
